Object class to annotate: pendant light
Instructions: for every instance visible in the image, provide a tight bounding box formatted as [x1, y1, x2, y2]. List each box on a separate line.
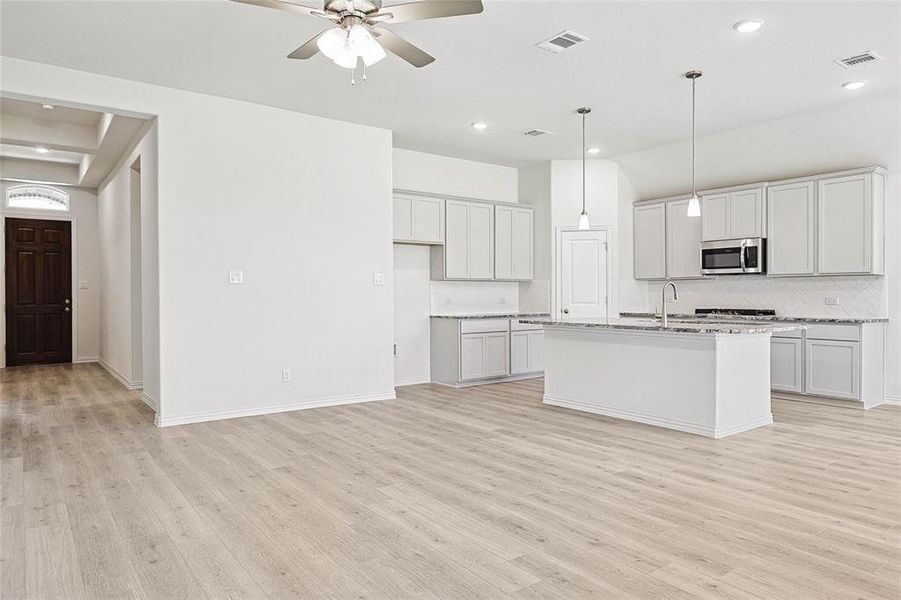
[577, 107, 591, 230]
[685, 70, 702, 217]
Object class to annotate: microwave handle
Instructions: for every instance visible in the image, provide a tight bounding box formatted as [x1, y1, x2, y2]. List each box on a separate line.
[740, 240, 747, 272]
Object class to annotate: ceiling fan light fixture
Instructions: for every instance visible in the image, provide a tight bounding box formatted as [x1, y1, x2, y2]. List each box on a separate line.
[317, 27, 347, 61]
[350, 25, 386, 66]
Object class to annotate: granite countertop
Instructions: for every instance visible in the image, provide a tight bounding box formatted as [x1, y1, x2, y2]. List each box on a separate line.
[518, 317, 807, 336]
[619, 312, 889, 324]
[431, 312, 551, 320]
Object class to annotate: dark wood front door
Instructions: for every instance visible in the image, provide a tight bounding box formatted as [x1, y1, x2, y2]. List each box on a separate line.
[5, 218, 72, 366]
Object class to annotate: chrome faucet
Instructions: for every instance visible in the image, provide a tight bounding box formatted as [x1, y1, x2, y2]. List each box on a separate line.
[661, 281, 678, 327]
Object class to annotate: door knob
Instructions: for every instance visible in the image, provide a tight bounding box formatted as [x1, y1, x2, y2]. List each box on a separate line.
[563, 308, 570, 314]
[64, 307, 70, 312]
[64, 299, 70, 305]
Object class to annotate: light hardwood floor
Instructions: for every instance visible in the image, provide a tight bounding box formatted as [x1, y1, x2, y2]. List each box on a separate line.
[2, 363, 899, 599]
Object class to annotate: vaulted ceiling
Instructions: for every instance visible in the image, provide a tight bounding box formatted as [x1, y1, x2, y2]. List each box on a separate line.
[0, 1, 898, 167]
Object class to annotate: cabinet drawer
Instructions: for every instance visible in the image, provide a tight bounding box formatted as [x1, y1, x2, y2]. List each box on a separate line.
[772, 328, 803, 339]
[460, 319, 509, 334]
[805, 323, 860, 342]
[511, 319, 544, 331]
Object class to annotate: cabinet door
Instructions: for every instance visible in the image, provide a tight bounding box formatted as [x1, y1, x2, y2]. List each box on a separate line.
[468, 203, 494, 279]
[444, 200, 469, 279]
[484, 332, 509, 377]
[393, 196, 413, 241]
[510, 331, 530, 375]
[528, 330, 544, 372]
[731, 188, 765, 238]
[512, 208, 533, 280]
[771, 337, 803, 393]
[460, 333, 486, 381]
[767, 181, 815, 275]
[805, 339, 860, 400]
[494, 205, 514, 280]
[633, 203, 666, 279]
[817, 174, 872, 274]
[412, 197, 443, 244]
[701, 194, 730, 241]
[666, 199, 703, 279]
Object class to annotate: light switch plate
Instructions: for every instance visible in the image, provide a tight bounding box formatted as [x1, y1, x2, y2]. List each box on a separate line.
[373, 272, 385, 286]
[825, 296, 840, 306]
[78, 280, 89, 289]
[228, 270, 244, 284]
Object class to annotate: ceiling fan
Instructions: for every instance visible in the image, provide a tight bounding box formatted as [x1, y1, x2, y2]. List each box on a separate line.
[232, 0, 483, 77]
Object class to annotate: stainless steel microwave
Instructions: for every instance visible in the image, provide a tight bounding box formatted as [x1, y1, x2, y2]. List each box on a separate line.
[700, 238, 766, 275]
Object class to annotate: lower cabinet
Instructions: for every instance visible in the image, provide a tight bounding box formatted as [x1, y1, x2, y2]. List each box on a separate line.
[805, 339, 860, 400]
[511, 329, 544, 375]
[430, 317, 544, 387]
[770, 336, 803, 393]
[770, 321, 884, 406]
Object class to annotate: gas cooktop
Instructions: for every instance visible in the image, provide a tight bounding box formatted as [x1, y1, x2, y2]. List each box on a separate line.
[695, 308, 776, 317]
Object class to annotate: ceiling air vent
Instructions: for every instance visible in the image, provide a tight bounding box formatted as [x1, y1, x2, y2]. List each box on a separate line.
[834, 51, 883, 69]
[523, 129, 552, 137]
[537, 30, 589, 54]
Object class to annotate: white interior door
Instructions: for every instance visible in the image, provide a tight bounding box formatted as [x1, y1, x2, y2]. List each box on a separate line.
[559, 230, 608, 319]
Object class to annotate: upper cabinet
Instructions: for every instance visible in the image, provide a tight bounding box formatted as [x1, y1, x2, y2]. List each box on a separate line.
[495, 205, 533, 281]
[768, 167, 885, 277]
[633, 202, 666, 280]
[666, 198, 704, 279]
[393, 195, 443, 244]
[433, 199, 495, 280]
[767, 181, 815, 276]
[701, 186, 765, 241]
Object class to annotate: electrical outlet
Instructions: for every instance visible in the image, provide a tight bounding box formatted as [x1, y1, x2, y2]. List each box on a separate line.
[282, 368, 290, 383]
[78, 280, 89, 289]
[825, 297, 840, 306]
[228, 270, 244, 284]
[500, 297, 507, 305]
[442, 297, 451, 306]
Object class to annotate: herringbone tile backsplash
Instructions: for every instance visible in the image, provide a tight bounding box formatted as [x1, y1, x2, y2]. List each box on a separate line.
[647, 275, 886, 318]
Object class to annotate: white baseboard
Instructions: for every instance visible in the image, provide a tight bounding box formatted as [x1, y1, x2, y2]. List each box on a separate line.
[394, 376, 432, 387]
[98, 358, 143, 391]
[73, 356, 99, 364]
[543, 394, 772, 439]
[435, 372, 544, 389]
[141, 392, 159, 413]
[884, 395, 901, 406]
[155, 389, 397, 428]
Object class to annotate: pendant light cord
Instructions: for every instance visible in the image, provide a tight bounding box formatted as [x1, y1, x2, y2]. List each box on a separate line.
[581, 110, 586, 215]
[691, 76, 696, 197]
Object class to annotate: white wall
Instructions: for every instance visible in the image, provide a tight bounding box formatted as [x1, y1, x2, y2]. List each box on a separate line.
[393, 245, 431, 386]
[518, 162, 552, 312]
[2, 57, 395, 425]
[612, 94, 900, 402]
[394, 148, 518, 204]
[0, 182, 101, 364]
[97, 124, 155, 391]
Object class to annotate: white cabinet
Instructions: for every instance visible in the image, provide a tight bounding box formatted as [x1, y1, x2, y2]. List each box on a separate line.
[495, 205, 533, 281]
[633, 202, 666, 280]
[459, 331, 509, 381]
[666, 198, 703, 279]
[817, 173, 879, 274]
[437, 200, 494, 280]
[771, 336, 803, 393]
[511, 329, 544, 375]
[767, 181, 815, 276]
[806, 339, 860, 400]
[701, 188, 765, 241]
[393, 195, 443, 244]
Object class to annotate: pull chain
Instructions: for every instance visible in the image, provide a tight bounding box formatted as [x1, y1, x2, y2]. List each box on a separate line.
[351, 62, 356, 86]
[363, 62, 367, 81]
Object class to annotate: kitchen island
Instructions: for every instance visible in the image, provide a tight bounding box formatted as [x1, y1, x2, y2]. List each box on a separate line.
[520, 317, 806, 438]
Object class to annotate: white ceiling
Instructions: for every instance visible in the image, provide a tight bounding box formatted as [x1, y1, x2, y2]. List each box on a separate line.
[0, 0, 897, 167]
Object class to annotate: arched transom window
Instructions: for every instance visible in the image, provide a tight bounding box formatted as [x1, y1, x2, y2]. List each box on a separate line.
[6, 185, 70, 211]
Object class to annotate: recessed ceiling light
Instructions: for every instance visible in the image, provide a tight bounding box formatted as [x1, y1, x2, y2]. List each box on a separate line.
[587, 147, 601, 155]
[841, 80, 867, 90]
[470, 122, 488, 130]
[34, 146, 50, 154]
[41, 103, 55, 110]
[733, 19, 764, 33]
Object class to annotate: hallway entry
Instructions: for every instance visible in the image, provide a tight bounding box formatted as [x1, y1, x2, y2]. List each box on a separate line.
[4, 217, 72, 366]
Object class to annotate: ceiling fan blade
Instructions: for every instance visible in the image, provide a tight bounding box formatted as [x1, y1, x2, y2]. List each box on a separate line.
[287, 30, 331, 59]
[370, 0, 483, 24]
[373, 28, 435, 67]
[230, 0, 323, 17]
